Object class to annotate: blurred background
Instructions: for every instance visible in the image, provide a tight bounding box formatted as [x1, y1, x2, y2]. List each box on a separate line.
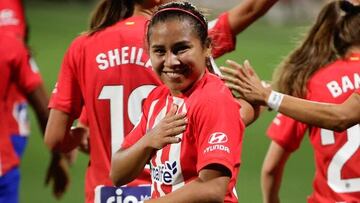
[21, 0, 323, 202]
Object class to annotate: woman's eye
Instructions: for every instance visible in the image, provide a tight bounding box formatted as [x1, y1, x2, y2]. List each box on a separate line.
[153, 49, 165, 55]
[174, 46, 189, 55]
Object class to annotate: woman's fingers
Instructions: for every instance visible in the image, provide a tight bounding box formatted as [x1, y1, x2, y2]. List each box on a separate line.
[166, 104, 178, 117]
[243, 60, 261, 81]
[225, 59, 243, 70]
[221, 74, 240, 85]
[164, 136, 181, 144]
[220, 66, 238, 76]
[166, 124, 187, 137]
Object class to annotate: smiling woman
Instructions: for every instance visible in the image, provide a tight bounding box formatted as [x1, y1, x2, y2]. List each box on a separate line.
[148, 18, 208, 96]
[110, 2, 246, 202]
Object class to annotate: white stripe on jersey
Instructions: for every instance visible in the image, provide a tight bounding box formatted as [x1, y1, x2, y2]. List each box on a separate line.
[152, 98, 168, 196]
[170, 97, 186, 192]
[94, 185, 104, 203]
[146, 99, 159, 131]
[210, 56, 222, 76]
[232, 187, 238, 198]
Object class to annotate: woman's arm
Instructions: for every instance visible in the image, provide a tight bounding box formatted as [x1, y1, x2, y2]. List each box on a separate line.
[236, 98, 262, 126]
[261, 141, 291, 203]
[26, 84, 49, 133]
[220, 60, 360, 131]
[273, 92, 360, 131]
[145, 164, 231, 203]
[110, 105, 187, 186]
[227, 0, 278, 34]
[26, 86, 73, 199]
[44, 109, 85, 152]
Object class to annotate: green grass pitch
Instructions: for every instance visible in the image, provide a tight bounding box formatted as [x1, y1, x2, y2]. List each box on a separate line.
[21, 1, 315, 202]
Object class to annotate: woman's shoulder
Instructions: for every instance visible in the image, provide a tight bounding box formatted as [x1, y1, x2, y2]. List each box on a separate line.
[147, 84, 169, 99]
[191, 73, 235, 106]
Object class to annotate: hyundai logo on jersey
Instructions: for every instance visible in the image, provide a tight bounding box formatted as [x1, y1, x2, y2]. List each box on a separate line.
[208, 132, 228, 144]
[152, 161, 178, 185]
[99, 186, 150, 203]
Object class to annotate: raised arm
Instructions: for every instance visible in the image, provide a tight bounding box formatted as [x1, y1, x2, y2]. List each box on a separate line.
[261, 141, 290, 203]
[220, 60, 360, 131]
[227, 0, 278, 34]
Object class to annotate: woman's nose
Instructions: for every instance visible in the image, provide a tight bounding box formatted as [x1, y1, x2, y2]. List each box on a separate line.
[164, 52, 180, 67]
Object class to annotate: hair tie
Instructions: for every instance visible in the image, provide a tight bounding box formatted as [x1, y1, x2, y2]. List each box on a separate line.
[152, 7, 207, 29]
[340, 1, 360, 14]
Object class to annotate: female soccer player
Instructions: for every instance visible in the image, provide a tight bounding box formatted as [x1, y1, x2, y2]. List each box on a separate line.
[110, 2, 246, 202]
[222, 1, 360, 202]
[221, 2, 360, 132]
[0, 31, 63, 203]
[0, 0, 70, 201]
[45, 0, 277, 202]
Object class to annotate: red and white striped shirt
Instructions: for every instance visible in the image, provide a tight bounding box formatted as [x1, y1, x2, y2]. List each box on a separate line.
[123, 72, 244, 202]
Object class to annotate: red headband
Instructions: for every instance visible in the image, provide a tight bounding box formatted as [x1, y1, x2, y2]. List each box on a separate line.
[152, 7, 207, 29]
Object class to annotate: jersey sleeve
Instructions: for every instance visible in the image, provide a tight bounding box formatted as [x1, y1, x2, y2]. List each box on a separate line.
[194, 90, 244, 177]
[0, 0, 26, 39]
[208, 12, 236, 59]
[267, 113, 308, 152]
[78, 106, 88, 126]
[12, 40, 43, 94]
[355, 88, 360, 94]
[48, 39, 84, 118]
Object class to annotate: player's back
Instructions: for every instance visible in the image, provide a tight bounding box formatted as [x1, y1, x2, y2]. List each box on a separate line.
[68, 16, 161, 202]
[305, 54, 360, 202]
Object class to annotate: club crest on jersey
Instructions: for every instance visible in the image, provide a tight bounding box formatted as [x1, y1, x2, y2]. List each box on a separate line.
[151, 161, 178, 185]
[208, 132, 228, 144]
[0, 9, 19, 26]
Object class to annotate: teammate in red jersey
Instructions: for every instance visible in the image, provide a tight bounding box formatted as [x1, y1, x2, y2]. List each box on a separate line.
[0, 0, 70, 201]
[46, 1, 164, 202]
[0, 0, 30, 159]
[110, 2, 248, 202]
[0, 32, 51, 203]
[221, 1, 360, 202]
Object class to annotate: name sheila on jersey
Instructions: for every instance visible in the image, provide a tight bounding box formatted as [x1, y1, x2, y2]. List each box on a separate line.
[96, 46, 152, 70]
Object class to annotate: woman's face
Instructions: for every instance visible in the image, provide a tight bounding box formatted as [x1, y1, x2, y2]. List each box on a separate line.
[149, 19, 208, 96]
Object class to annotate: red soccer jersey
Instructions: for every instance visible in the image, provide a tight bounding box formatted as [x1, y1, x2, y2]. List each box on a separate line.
[0, 0, 26, 39]
[49, 16, 161, 203]
[0, 0, 32, 137]
[208, 12, 236, 59]
[267, 54, 360, 202]
[122, 73, 244, 203]
[6, 58, 40, 137]
[0, 33, 42, 176]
